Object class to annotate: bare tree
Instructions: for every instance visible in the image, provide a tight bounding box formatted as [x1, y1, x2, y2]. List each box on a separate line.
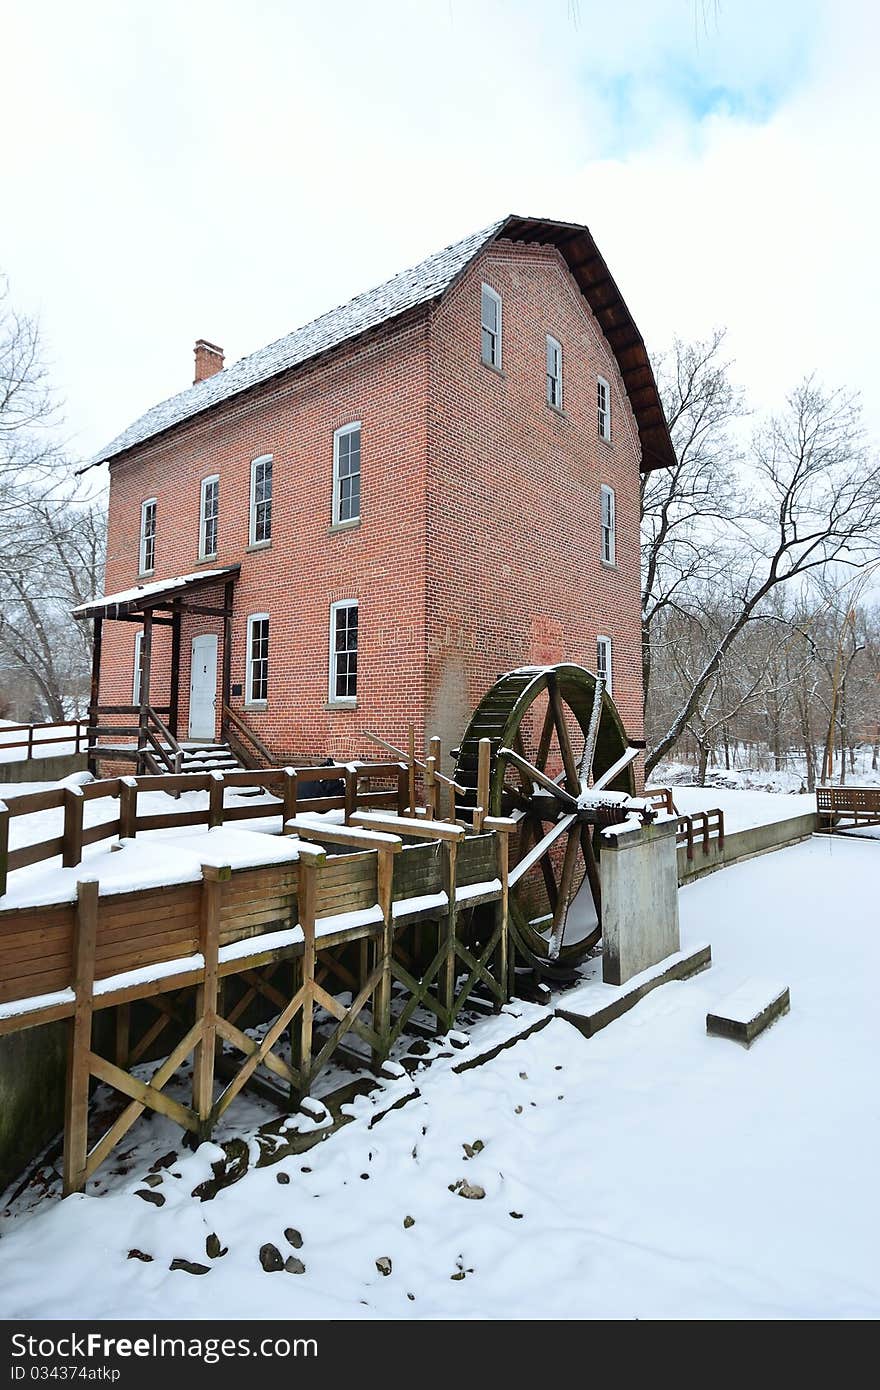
[0, 274, 105, 720]
[641, 330, 745, 701]
[645, 376, 880, 777]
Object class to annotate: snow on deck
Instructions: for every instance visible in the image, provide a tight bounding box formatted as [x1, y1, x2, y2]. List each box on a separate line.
[0, 834, 878, 1318]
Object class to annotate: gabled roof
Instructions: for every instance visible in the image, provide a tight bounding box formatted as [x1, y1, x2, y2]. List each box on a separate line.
[72, 566, 240, 620]
[83, 215, 675, 474]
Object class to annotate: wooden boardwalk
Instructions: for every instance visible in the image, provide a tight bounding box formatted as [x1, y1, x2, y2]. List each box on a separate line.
[0, 753, 515, 1194]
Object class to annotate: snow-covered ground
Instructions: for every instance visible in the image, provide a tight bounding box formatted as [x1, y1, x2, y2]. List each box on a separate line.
[1, 833, 878, 1319]
[666, 785, 814, 831]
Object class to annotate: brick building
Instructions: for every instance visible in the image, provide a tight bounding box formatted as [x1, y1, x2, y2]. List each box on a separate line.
[76, 214, 674, 773]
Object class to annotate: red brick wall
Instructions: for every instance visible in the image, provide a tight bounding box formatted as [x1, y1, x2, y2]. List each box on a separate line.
[98, 240, 645, 776]
[424, 240, 645, 775]
[101, 315, 431, 762]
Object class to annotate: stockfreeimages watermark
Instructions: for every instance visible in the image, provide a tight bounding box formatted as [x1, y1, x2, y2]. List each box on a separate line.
[9, 1332, 317, 1370]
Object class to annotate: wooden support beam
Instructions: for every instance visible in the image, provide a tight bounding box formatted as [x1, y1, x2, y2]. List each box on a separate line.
[62, 879, 98, 1197]
[438, 839, 458, 1032]
[169, 602, 182, 739]
[88, 617, 102, 777]
[193, 864, 228, 1135]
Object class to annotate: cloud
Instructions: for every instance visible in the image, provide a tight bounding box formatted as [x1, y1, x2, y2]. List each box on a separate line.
[1, 0, 875, 459]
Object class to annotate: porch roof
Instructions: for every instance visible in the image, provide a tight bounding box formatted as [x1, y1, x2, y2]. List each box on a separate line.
[72, 565, 240, 620]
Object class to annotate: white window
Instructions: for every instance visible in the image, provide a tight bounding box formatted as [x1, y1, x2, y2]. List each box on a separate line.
[481, 284, 502, 369]
[600, 484, 616, 566]
[199, 475, 219, 558]
[249, 455, 273, 545]
[139, 498, 156, 575]
[132, 630, 144, 705]
[597, 375, 611, 441]
[546, 335, 562, 409]
[246, 614, 269, 704]
[596, 636, 612, 695]
[333, 423, 361, 525]
[329, 600, 358, 704]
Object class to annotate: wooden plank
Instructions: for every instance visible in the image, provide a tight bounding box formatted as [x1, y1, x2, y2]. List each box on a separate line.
[351, 811, 466, 842]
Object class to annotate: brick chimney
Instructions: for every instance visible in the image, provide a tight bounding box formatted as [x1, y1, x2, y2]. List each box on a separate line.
[193, 339, 224, 384]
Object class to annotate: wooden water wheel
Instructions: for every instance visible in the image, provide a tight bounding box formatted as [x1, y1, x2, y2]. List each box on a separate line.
[454, 664, 647, 980]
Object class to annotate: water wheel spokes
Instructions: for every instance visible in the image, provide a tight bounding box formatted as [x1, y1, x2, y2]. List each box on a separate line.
[454, 663, 642, 979]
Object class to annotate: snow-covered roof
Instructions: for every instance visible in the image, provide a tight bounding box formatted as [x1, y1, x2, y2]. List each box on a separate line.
[83, 215, 677, 474]
[85, 219, 506, 471]
[73, 565, 240, 619]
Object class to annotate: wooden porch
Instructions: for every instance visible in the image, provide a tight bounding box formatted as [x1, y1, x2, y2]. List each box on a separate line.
[73, 566, 243, 777]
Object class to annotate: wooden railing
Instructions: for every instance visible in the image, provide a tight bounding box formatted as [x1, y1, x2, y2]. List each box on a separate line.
[86, 704, 183, 777]
[0, 720, 89, 760]
[676, 808, 725, 860]
[223, 703, 275, 769]
[645, 786, 677, 816]
[0, 762, 409, 895]
[816, 785, 880, 831]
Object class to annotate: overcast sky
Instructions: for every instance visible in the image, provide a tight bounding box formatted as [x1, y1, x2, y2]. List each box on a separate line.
[2, 0, 877, 468]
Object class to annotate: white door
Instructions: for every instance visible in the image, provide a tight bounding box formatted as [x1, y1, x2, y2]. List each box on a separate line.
[189, 634, 218, 740]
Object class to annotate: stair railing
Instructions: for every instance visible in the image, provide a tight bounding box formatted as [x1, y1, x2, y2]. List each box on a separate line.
[223, 703, 275, 769]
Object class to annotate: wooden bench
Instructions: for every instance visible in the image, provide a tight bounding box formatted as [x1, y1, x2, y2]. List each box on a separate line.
[816, 785, 880, 833]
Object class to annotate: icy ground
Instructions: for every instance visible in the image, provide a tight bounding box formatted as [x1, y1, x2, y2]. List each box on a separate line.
[1, 833, 878, 1319]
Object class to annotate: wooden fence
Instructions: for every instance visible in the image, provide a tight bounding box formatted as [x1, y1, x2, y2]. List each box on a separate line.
[0, 763, 408, 896]
[0, 720, 88, 761]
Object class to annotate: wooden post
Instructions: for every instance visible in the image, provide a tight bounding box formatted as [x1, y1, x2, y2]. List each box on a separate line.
[169, 602, 182, 739]
[27, 724, 34, 759]
[344, 768, 356, 824]
[62, 879, 99, 1196]
[372, 847, 395, 1065]
[282, 768, 298, 826]
[396, 764, 408, 817]
[448, 778, 458, 825]
[438, 839, 458, 1031]
[88, 616, 102, 778]
[407, 724, 416, 813]
[119, 777, 138, 839]
[62, 786, 85, 869]
[495, 828, 510, 1007]
[0, 800, 8, 898]
[428, 737, 441, 817]
[424, 756, 436, 820]
[475, 737, 491, 832]
[296, 854, 319, 1099]
[208, 772, 225, 828]
[192, 864, 229, 1136]
[138, 612, 153, 774]
[221, 579, 235, 745]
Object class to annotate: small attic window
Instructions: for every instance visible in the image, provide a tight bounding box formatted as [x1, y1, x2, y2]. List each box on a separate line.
[481, 284, 502, 369]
